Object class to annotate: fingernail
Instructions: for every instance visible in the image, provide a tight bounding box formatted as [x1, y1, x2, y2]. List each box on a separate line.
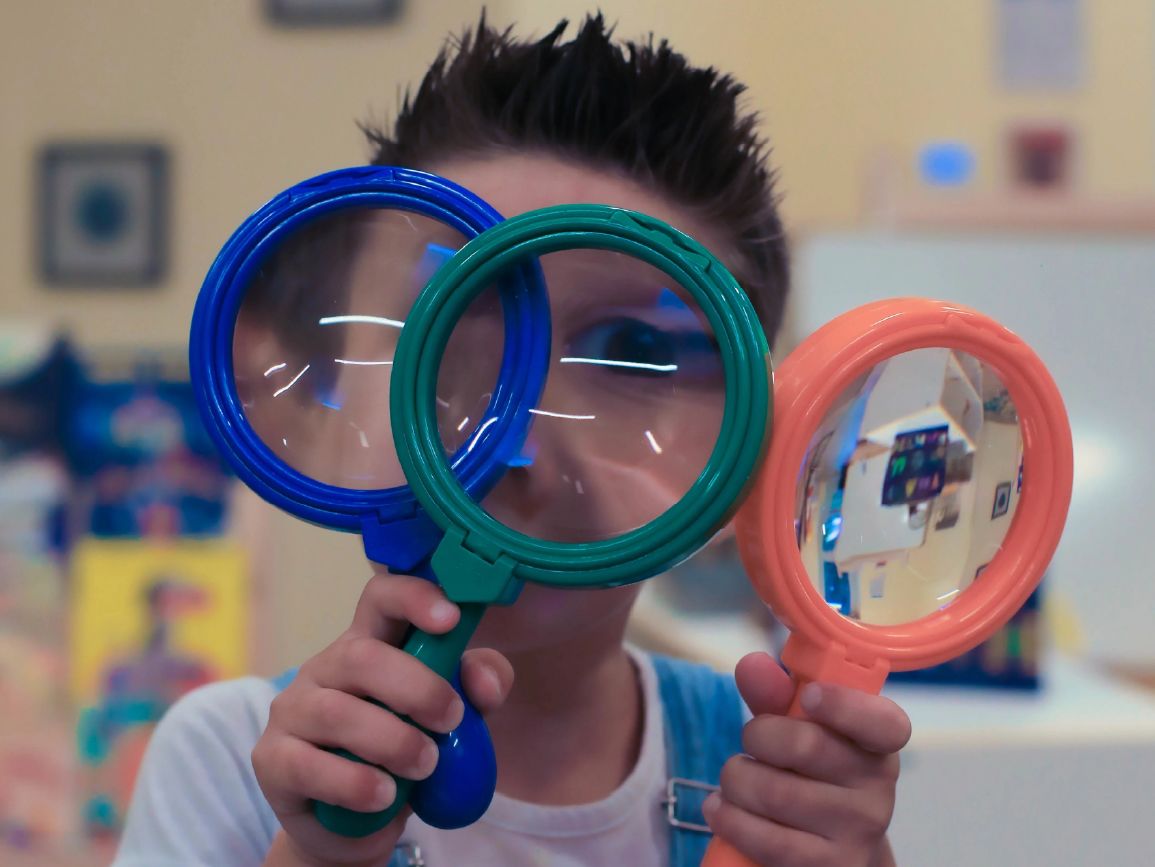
[800, 683, 823, 713]
[414, 742, 440, 779]
[439, 695, 465, 732]
[702, 792, 721, 819]
[430, 600, 459, 624]
[482, 666, 502, 698]
[373, 776, 397, 810]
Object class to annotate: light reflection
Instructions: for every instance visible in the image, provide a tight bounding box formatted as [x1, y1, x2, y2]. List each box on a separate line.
[644, 430, 663, 455]
[559, 356, 678, 373]
[264, 362, 286, 377]
[349, 423, 369, 449]
[528, 409, 597, 420]
[319, 315, 405, 328]
[334, 358, 393, 366]
[466, 417, 498, 453]
[273, 364, 310, 398]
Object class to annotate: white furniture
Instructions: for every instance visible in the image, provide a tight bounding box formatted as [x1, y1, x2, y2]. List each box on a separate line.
[887, 659, 1155, 866]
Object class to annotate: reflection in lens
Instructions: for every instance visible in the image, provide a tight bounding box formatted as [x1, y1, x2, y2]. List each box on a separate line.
[232, 207, 496, 491]
[435, 248, 725, 543]
[796, 348, 1023, 626]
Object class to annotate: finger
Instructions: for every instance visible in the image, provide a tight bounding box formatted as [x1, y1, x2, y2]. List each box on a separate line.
[286, 688, 440, 781]
[302, 639, 464, 733]
[348, 572, 460, 644]
[460, 648, 514, 715]
[734, 651, 794, 717]
[741, 715, 887, 785]
[799, 684, 912, 754]
[253, 734, 396, 816]
[719, 754, 890, 840]
[703, 790, 834, 866]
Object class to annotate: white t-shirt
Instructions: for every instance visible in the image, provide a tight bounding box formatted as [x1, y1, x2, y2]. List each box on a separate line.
[113, 649, 673, 867]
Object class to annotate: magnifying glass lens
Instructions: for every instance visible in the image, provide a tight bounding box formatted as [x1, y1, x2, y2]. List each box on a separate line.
[436, 247, 726, 543]
[233, 208, 474, 490]
[796, 347, 1023, 625]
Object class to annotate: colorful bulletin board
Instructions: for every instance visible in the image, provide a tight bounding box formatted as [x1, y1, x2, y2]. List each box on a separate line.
[70, 538, 249, 833]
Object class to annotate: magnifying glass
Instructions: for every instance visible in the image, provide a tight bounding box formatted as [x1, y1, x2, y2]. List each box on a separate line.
[188, 166, 550, 834]
[372, 204, 772, 835]
[703, 298, 1073, 867]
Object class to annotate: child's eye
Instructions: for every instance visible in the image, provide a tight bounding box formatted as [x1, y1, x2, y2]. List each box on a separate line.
[565, 317, 722, 383]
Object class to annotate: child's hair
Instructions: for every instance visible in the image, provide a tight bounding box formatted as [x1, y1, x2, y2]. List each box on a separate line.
[363, 13, 790, 342]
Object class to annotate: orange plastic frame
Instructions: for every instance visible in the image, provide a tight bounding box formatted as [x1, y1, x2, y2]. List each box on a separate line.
[704, 298, 1073, 867]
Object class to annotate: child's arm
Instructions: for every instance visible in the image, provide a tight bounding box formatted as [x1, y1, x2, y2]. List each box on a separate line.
[703, 652, 911, 866]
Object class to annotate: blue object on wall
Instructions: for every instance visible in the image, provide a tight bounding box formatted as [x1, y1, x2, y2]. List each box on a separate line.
[919, 142, 976, 187]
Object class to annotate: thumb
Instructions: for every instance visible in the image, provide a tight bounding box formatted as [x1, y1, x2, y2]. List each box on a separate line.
[459, 648, 515, 715]
[734, 651, 794, 716]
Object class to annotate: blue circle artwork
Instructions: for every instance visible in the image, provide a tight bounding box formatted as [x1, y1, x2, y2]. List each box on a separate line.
[919, 142, 975, 187]
[77, 181, 130, 243]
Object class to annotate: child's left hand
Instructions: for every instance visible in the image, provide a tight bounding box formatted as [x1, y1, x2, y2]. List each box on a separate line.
[703, 651, 911, 867]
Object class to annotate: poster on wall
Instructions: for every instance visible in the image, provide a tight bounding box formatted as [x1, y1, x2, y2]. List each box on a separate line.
[70, 538, 249, 835]
[997, 0, 1083, 91]
[66, 368, 232, 540]
[881, 426, 948, 506]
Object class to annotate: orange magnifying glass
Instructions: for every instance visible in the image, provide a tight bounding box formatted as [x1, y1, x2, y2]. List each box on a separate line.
[704, 298, 1073, 867]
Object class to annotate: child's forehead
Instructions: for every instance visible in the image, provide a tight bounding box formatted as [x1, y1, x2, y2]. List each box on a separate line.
[428, 152, 737, 261]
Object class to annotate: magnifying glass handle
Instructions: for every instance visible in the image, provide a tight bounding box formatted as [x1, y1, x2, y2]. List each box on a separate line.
[696, 676, 840, 867]
[700, 637, 892, 866]
[312, 603, 489, 837]
[701, 837, 758, 866]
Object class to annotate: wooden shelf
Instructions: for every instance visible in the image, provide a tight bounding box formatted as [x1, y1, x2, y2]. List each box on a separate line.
[865, 192, 1155, 234]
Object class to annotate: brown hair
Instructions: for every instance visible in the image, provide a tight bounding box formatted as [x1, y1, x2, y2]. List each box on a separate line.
[364, 13, 790, 343]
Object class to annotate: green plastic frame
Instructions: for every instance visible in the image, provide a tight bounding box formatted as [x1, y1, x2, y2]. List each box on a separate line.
[391, 205, 773, 602]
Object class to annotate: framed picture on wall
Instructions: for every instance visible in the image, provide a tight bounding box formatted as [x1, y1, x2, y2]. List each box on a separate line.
[37, 142, 168, 288]
[265, 0, 403, 27]
[992, 481, 1013, 519]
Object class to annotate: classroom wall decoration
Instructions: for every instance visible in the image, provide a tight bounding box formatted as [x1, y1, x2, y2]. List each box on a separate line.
[65, 367, 232, 540]
[37, 143, 168, 287]
[997, 0, 1082, 91]
[0, 329, 79, 852]
[265, 0, 403, 27]
[70, 538, 249, 834]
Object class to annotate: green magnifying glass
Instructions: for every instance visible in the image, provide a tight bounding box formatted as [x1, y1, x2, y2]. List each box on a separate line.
[373, 203, 772, 820]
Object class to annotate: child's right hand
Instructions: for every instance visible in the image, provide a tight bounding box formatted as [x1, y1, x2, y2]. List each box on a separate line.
[252, 572, 513, 867]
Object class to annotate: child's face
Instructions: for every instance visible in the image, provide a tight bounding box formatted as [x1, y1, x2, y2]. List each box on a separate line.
[237, 153, 741, 654]
[431, 153, 739, 653]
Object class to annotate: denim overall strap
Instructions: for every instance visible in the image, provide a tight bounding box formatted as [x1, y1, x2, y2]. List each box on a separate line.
[652, 654, 746, 867]
[270, 667, 299, 692]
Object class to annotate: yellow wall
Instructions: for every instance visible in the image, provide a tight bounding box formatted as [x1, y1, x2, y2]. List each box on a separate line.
[507, 0, 1154, 215]
[1, 0, 516, 348]
[4, 1, 1149, 670]
[4, 2, 1152, 349]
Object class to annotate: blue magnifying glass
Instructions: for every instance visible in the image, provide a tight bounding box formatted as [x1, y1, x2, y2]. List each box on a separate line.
[189, 167, 550, 832]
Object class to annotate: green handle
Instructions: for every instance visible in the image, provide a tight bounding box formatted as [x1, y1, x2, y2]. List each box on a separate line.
[312, 603, 487, 837]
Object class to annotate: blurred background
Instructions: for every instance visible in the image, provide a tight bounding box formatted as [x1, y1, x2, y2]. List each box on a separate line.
[2, 2, 1153, 864]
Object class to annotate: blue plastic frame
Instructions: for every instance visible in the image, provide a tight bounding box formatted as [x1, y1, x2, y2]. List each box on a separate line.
[189, 166, 550, 569]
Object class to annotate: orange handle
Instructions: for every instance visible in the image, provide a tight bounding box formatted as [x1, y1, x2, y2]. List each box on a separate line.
[702, 835, 759, 867]
[698, 673, 814, 867]
[701, 637, 890, 866]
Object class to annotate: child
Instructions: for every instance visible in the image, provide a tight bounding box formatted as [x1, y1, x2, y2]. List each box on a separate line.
[113, 15, 911, 867]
